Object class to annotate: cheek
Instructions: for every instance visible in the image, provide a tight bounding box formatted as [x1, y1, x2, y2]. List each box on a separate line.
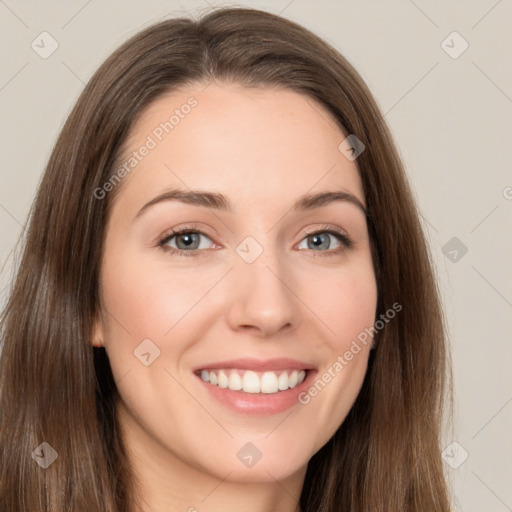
[98, 244, 230, 391]
[300, 257, 378, 347]
[100, 251, 218, 342]
[294, 257, 377, 446]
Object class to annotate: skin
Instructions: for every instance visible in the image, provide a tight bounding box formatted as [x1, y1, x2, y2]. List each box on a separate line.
[93, 81, 378, 512]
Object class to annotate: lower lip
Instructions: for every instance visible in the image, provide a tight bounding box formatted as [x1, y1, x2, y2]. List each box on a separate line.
[195, 371, 317, 416]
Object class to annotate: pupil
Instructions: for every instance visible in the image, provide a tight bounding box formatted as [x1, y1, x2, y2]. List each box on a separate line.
[309, 233, 329, 250]
[177, 233, 198, 249]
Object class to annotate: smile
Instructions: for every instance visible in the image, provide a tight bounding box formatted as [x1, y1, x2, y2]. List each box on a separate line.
[193, 357, 316, 415]
[198, 368, 307, 394]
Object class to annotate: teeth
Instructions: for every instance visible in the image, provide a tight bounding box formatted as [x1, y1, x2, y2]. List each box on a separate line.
[228, 372, 242, 391]
[218, 370, 228, 388]
[200, 369, 307, 394]
[261, 372, 278, 393]
[243, 370, 260, 393]
[278, 371, 289, 391]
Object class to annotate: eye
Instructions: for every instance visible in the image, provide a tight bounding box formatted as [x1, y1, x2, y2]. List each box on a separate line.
[157, 225, 354, 257]
[158, 228, 216, 256]
[296, 228, 354, 255]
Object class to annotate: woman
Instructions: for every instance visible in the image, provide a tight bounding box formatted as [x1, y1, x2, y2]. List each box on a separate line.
[0, 6, 452, 511]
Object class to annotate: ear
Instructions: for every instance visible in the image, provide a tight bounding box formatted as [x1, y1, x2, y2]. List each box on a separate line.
[91, 313, 106, 348]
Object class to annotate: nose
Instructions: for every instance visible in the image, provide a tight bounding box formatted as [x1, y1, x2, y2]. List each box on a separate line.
[226, 249, 301, 338]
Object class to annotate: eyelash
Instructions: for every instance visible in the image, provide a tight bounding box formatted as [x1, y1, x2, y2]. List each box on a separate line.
[157, 224, 354, 258]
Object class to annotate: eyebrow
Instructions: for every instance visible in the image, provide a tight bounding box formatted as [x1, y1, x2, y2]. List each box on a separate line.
[134, 188, 367, 219]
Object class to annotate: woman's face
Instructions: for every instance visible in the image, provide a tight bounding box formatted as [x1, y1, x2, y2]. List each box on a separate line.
[95, 81, 377, 486]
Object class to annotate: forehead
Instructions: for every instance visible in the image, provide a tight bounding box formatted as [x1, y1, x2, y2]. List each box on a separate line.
[114, 81, 365, 215]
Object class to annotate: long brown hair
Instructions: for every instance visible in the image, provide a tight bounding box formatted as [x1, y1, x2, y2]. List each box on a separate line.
[0, 7, 452, 511]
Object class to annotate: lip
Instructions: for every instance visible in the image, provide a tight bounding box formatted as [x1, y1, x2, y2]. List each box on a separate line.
[193, 358, 317, 416]
[193, 357, 314, 373]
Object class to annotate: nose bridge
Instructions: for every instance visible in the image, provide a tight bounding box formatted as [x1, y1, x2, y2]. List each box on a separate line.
[226, 238, 301, 336]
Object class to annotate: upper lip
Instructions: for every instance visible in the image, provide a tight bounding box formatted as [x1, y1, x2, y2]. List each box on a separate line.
[194, 358, 315, 372]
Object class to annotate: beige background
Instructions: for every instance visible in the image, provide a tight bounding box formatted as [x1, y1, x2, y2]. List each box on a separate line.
[1, 1, 511, 510]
